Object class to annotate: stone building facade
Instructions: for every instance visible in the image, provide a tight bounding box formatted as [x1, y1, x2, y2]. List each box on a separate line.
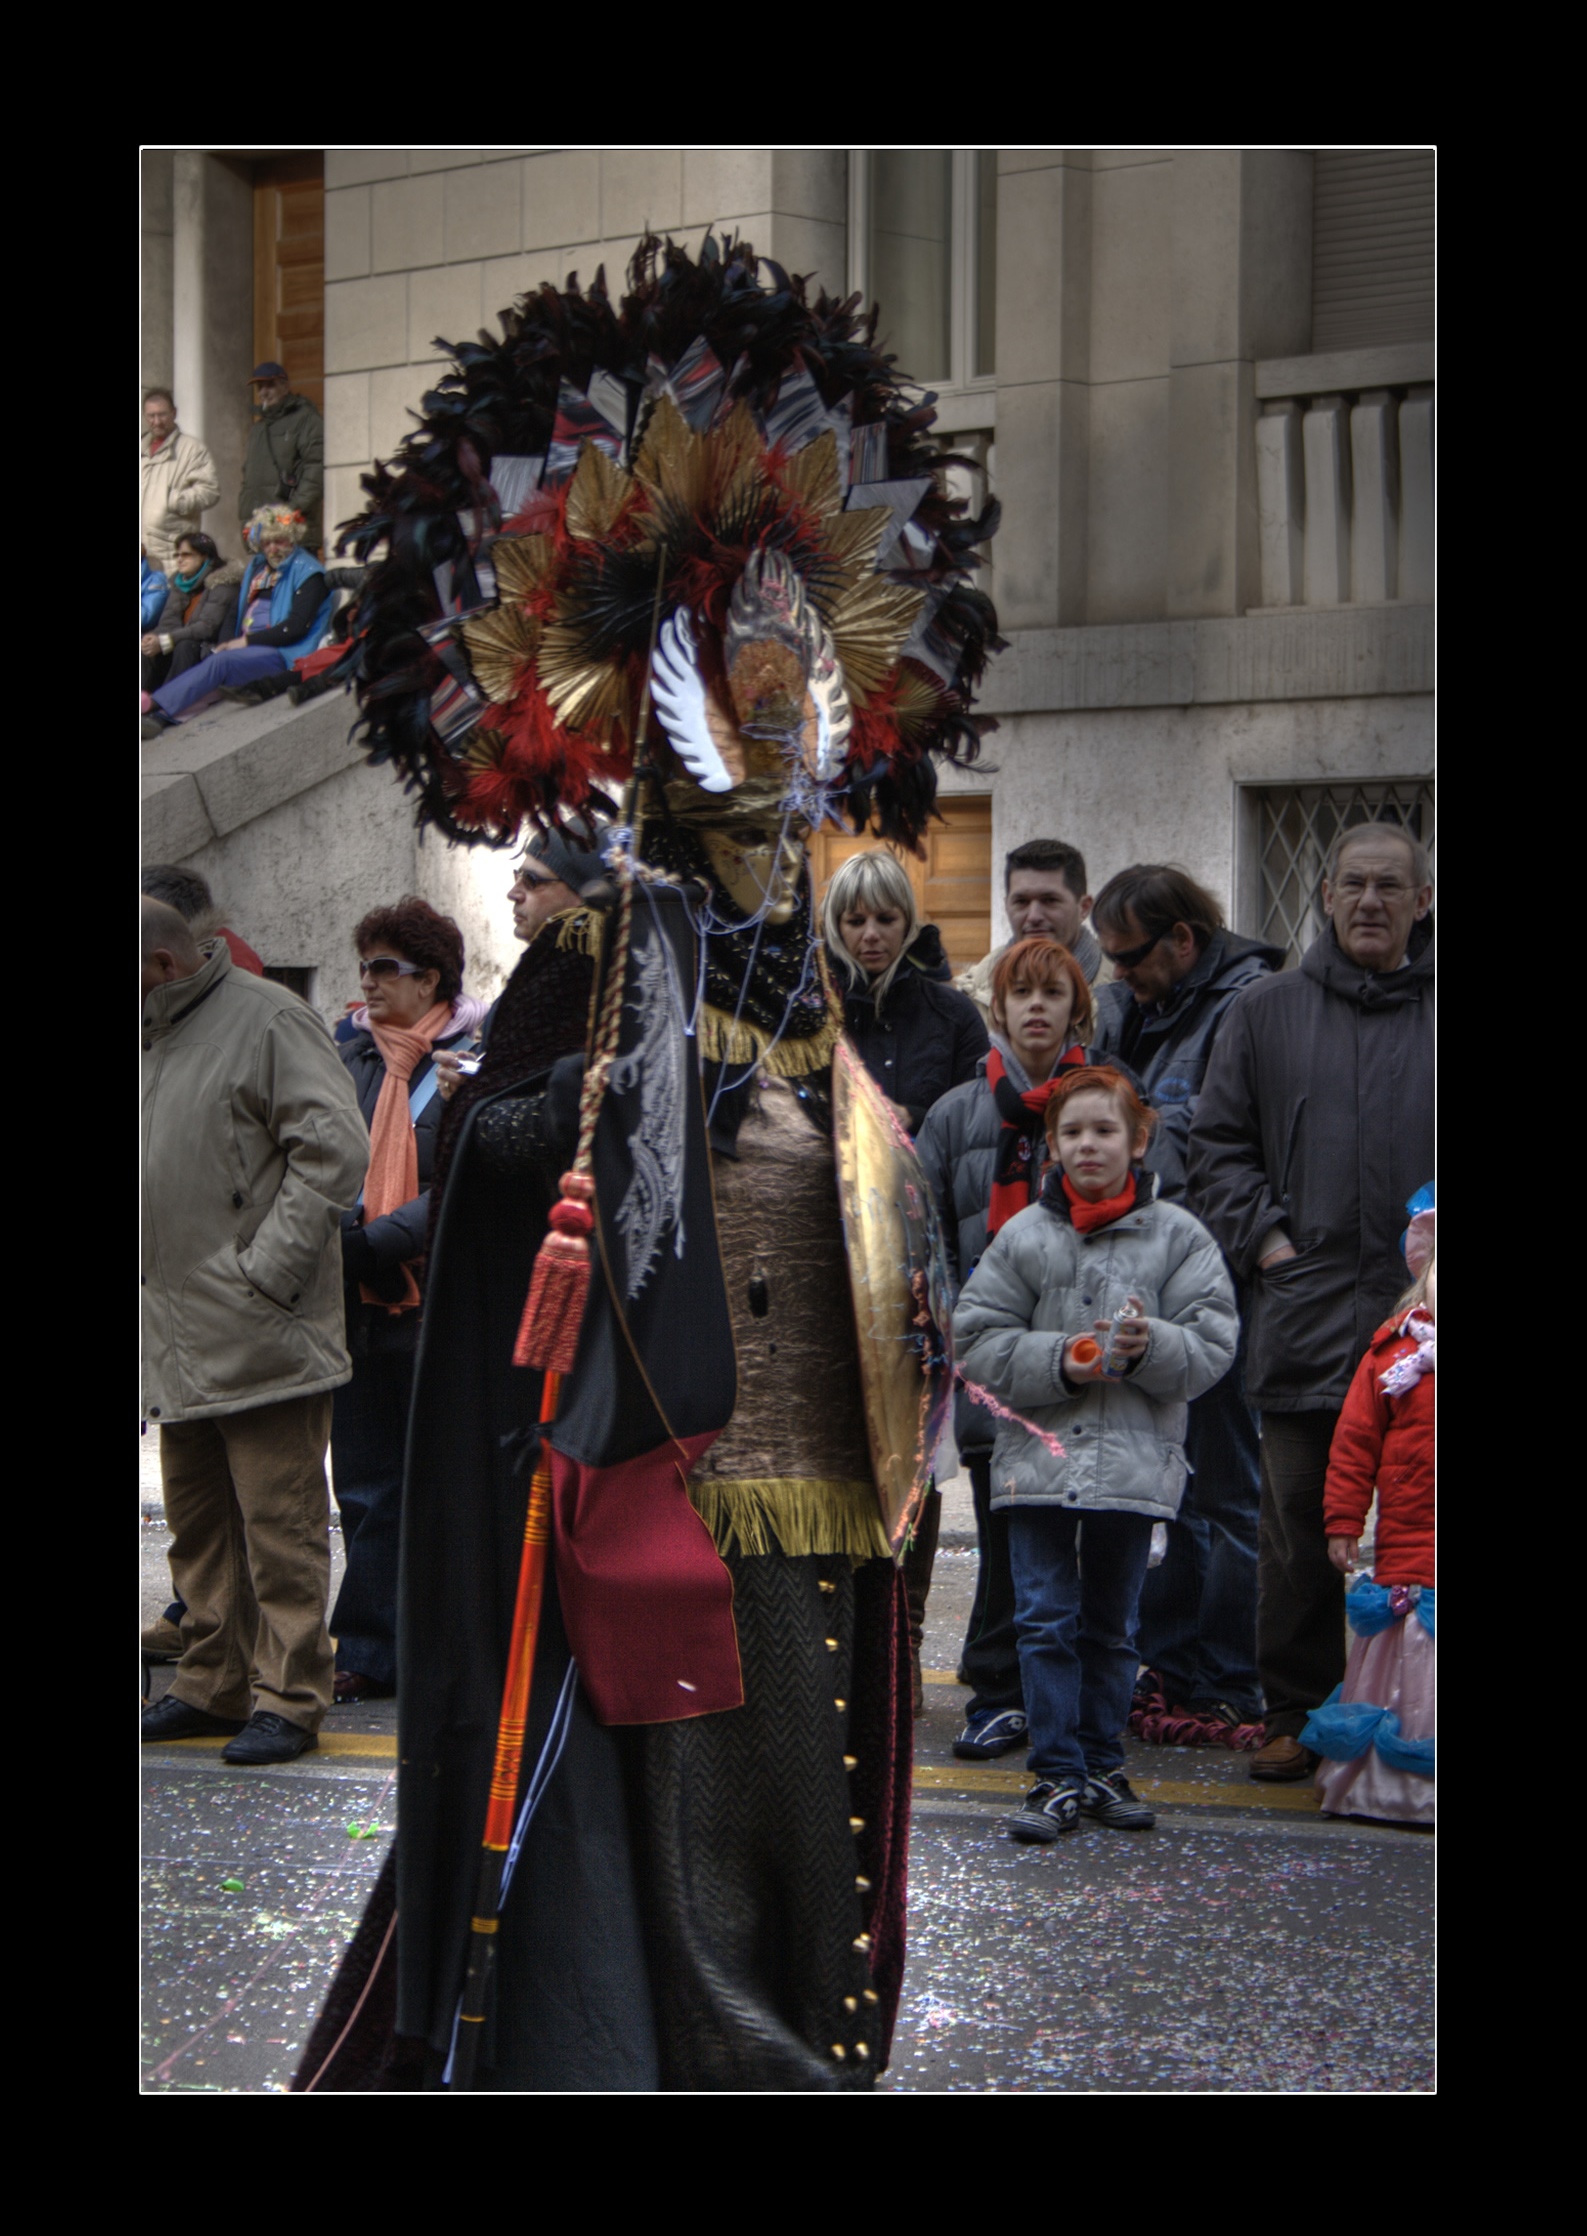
[142, 147, 1433, 1023]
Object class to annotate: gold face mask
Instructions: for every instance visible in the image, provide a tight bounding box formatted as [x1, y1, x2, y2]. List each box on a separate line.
[661, 774, 811, 925]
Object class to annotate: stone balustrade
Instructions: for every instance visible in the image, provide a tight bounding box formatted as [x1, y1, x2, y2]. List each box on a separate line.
[1253, 344, 1433, 610]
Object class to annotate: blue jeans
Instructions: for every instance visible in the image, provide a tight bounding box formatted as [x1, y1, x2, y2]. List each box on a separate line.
[329, 1345, 414, 1686]
[1008, 1507, 1155, 1783]
[153, 643, 286, 720]
[1135, 1342, 1262, 1717]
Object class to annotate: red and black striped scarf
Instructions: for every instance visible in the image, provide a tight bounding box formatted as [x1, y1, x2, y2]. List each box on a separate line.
[986, 1043, 1087, 1237]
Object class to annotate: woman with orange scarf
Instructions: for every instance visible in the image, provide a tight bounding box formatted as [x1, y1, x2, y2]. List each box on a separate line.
[332, 898, 477, 1703]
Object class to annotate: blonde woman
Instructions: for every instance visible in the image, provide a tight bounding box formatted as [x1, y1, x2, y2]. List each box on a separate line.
[821, 848, 987, 1134]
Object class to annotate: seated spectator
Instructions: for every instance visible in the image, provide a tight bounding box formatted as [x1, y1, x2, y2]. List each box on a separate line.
[330, 898, 478, 1703]
[141, 550, 168, 632]
[140, 535, 247, 696]
[141, 505, 331, 737]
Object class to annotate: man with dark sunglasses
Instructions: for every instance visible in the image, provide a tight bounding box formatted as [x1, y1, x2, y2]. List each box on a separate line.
[1091, 866, 1284, 1750]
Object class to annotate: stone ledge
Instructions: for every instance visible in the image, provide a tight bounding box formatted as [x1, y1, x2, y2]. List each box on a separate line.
[1255, 344, 1433, 399]
[142, 689, 365, 858]
[979, 606, 1432, 717]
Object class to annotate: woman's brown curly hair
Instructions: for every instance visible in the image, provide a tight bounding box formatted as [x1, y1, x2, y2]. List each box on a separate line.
[352, 895, 465, 1005]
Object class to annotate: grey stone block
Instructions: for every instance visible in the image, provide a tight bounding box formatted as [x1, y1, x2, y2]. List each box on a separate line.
[372, 173, 445, 274]
[771, 150, 847, 226]
[445, 160, 523, 262]
[325, 186, 371, 282]
[324, 373, 371, 469]
[142, 771, 216, 862]
[601, 148, 682, 238]
[325, 275, 409, 374]
[1085, 376, 1168, 623]
[325, 150, 410, 189]
[684, 150, 772, 228]
[408, 262, 483, 363]
[1088, 161, 1170, 385]
[522, 150, 601, 251]
[977, 607, 1431, 718]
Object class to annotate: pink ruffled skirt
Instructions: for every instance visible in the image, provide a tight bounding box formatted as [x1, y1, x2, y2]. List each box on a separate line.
[1315, 1614, 1435, 1827]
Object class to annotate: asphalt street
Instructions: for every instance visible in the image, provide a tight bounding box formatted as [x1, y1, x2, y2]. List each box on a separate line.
[141, 1445, 1433, 2094]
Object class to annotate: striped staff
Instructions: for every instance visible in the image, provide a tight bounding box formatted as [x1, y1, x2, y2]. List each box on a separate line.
[446, 862, 635, 2091]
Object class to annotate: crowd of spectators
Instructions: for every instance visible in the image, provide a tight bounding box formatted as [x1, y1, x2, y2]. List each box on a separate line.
[141, 815, 1434, 1818]
[139, 366, 359, 743]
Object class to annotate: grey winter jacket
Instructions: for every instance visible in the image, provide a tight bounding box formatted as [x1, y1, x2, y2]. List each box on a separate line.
[954, 1178, 1238, 1517]
[1092, 929, 1284, 1201]
[916, 1039, 1149, 1455]
[1187, 917, 1434, 1414]
[142, 940, 369, 1422]
[152, 558, 247, 651]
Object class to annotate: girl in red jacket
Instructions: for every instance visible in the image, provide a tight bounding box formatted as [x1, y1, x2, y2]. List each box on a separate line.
[1301, 1251, 1435, 1825]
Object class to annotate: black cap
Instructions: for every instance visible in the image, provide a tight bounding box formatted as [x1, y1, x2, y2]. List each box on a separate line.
[249, 361, 289, 383]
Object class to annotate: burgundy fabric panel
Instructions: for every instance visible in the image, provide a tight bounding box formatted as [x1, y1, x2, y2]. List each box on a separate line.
[547, 1433, 744, 1725]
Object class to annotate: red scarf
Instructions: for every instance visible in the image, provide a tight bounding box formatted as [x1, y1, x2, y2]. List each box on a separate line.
[1062, 1170, 1138, 1234]
[987, 1044, 1086, 1237]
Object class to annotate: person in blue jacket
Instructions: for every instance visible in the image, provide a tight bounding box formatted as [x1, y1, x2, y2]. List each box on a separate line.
[141, 550, 169, 631]
[142, 504, 331, 731]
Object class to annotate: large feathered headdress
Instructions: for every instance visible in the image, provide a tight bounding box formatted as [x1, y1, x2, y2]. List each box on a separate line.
[333, 232, 1003, 849]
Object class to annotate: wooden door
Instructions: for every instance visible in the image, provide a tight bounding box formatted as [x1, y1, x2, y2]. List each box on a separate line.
[810, 797, 992, 975]
[253, 154, 324, 419]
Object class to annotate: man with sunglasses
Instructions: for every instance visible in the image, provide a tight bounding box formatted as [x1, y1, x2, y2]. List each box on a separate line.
[1091, 867, 1284, 1750]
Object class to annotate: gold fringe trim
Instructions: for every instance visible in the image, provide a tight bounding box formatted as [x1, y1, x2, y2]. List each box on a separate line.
[695, 993, 844, 1079]
[688, 1477, 890, 1561]
[551, 907, 602, 957]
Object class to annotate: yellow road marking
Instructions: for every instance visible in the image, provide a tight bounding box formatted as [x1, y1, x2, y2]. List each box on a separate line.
[913, 1764, 1321, 1810]
[148, 1732, 399, 1759]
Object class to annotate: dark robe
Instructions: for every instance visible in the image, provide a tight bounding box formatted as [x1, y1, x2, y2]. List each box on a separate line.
[295, 907, 910, 2094]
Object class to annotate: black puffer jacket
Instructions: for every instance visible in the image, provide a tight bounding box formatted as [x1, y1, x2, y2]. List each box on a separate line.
[338, 1020, 472, 1355]
[1093, 929, 1284, 1202]
[838, 924, 989, 1132]
[1187, 918, 1434, 1413]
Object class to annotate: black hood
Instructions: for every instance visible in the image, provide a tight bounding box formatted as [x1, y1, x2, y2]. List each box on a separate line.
[1301, 912, 1434, 1008]
[904, 922, 953, 982]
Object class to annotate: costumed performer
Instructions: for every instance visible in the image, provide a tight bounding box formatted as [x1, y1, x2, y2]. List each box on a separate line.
[294, 232, 1002, 2092]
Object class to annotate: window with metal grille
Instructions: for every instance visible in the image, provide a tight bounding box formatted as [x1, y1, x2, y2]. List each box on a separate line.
[1236, 780, 1434, 970]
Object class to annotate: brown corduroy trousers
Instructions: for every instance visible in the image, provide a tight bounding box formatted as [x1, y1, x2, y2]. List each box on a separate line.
[159, 1390, 336, 1730]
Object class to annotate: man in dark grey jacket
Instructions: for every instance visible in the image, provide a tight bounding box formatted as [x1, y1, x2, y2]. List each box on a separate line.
[1188, 824, 1434, 1779]
[1092, 868, 1283, 1740]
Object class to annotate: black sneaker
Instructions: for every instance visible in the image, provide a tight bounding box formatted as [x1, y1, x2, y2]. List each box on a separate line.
[1080, 1771, 1156, 1829]
[953, 1709, 1028, 1761]
[221, 1712, 318, 1765]
[1007, 1780, 1082, 1843]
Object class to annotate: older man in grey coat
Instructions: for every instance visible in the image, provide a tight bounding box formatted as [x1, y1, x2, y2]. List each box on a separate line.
[1188, 823, 1434, 1780]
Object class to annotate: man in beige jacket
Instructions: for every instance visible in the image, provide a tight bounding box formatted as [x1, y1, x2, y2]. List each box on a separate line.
[141, 898, 368, 1764]
[140, 390, 220, 571]
[955, 838, 1115, 1026]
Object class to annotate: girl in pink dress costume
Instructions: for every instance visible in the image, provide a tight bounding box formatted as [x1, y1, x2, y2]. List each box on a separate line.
[1303, 1236, 1434, 1826]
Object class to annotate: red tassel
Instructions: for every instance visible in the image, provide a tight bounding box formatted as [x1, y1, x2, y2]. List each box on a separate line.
[513, 1173, 596, 1372]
